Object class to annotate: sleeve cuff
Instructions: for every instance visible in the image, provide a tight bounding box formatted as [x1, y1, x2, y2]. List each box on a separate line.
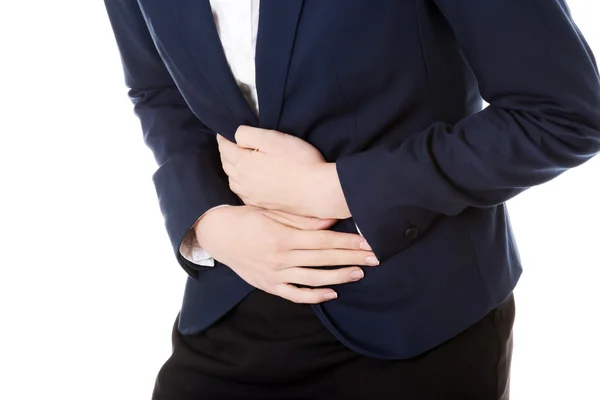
[336, 153, 443, 261]
[152, 152, 241, 278]
[178, 204, 233, 267]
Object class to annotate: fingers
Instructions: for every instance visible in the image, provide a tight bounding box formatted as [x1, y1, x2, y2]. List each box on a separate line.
[235, 125, 287, 154]
[283, 266, 365, 288]
[270, 265, 368, 304]
[263, 210, 337, 230]
[271, 284, 338, 304]
[292, 229, 372, 251]
[287, 249, 380, 267]
[305, 218, 338, 230]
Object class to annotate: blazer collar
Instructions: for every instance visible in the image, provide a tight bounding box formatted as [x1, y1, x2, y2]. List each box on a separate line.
[255, 0, 305, 130]
[171, 0, 305, 132]
[175, 0, 259, 128]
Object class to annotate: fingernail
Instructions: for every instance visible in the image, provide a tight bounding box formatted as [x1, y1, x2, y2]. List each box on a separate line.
[366, 256, 380, 266]
[324, 292, 338, 300]
[350, 269, 364, 280]
[359, 241, 372, 251]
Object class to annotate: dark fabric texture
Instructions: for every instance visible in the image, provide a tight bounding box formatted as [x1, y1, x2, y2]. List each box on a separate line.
[152, 291, 515, 400]
[103, 0, 600, 358]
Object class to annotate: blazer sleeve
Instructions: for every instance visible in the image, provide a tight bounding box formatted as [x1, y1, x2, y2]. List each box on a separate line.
[335, 0, 600, 261]
[104, 0, 241, 278]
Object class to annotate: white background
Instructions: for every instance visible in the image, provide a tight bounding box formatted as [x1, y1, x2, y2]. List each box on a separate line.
[1, 1, 599, 399]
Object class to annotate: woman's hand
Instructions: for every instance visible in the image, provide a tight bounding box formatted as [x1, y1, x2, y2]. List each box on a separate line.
[217, 126, 351, 219]
[194, 205, 378, 304]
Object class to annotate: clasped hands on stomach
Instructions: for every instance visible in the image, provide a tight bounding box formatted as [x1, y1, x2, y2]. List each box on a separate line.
[194, 126, 379, 304]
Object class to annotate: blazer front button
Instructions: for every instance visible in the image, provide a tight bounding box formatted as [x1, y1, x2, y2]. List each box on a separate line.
[404, 226, 419, 240]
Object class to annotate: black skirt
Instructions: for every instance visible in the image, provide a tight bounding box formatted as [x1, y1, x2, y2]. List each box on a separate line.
[152, 290, 515, 400]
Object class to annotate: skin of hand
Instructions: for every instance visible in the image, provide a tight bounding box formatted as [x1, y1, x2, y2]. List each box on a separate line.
[216, 126, 351, 220]
[193, 205, 378, 304]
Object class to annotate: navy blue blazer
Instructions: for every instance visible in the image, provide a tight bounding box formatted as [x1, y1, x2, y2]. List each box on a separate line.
[105, 0, 600, 359]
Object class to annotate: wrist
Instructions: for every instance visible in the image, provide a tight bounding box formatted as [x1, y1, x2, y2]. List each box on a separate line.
[312, 163, 351, 219]
[193, 205, 239, 245]
[193, 205, 229, 229]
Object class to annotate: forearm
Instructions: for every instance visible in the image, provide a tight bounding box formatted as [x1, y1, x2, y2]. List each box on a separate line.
[332, 0, 600, 261]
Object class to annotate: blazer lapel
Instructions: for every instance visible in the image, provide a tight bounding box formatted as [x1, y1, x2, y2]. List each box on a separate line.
[171, 0, 259, 128]
[255, 0, 305, 130]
